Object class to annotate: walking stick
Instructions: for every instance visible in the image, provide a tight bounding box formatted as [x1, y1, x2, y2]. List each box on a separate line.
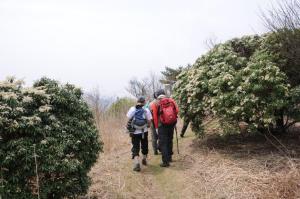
[175, 126, 180, 154]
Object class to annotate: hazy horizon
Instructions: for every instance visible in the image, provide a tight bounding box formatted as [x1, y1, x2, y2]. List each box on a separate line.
[0, 0, 277, 97]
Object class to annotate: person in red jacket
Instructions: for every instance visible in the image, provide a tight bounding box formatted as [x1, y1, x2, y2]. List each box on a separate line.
[151, 89, 179, 167]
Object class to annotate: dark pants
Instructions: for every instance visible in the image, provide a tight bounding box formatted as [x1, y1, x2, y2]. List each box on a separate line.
[131, 132, 148, 159]
[150, 124, 159, 153]
[158, 125, 175, 164]
[181, 117, 190, 136]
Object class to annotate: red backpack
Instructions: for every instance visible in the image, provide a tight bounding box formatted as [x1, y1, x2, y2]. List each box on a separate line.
[158, 98, 177, 125]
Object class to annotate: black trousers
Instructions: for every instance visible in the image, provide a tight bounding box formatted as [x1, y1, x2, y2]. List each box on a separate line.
[181, 117, 190, 136]
[158, 125, 175, 164]
[131, 132, 148, 159]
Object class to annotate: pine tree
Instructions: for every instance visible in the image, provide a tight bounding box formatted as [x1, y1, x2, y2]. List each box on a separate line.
[160, 66, 182, 85]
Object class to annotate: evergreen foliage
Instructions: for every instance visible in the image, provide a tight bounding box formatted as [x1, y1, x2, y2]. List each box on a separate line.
[0, 77, 102, 198]
[174, 32, 300, 136]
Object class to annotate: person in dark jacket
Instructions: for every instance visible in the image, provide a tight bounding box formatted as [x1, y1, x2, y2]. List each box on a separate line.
[180, 116, 190, 138]
[151, 89, 179, 167]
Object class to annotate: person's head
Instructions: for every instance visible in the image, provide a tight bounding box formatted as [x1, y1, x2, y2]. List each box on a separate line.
[137, 96, 146, 106]
[146, 95, 151, 101]
[153, 91, 158, 100]
[156, 89, 166, 100]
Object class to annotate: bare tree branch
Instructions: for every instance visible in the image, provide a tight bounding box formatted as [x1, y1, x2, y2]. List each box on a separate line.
[126, 73, 163, 99]
[204, 34, 219, 50]
[261, 0, 300, 32]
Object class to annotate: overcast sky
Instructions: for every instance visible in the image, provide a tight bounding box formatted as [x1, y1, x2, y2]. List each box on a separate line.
[0, 0, 277, 96]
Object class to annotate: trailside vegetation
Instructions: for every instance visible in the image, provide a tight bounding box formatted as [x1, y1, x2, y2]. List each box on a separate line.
[173, 32, 300, 136]
[0, 77, 102, 198]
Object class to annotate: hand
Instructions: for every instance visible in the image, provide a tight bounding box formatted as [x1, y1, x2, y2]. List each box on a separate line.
[129, 133, 133, 137]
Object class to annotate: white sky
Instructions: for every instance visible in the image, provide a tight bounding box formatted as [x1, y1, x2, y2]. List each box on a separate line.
[0, 0, 276, 96]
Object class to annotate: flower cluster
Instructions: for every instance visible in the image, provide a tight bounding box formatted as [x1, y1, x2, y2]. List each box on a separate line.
[0, 77, 102, 198]
[174, 33, 299, 136]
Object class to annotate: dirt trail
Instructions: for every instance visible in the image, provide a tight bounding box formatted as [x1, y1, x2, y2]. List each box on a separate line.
[87, 129, 300, 199]
[87, 131, 199, 199]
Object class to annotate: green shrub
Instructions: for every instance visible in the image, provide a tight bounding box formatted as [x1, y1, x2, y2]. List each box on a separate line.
[174, 33, 300, 136]
[0, 77, 102, 198]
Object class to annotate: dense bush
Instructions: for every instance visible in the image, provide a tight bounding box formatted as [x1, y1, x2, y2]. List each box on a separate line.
[0, 77, 102, 198]
[174, 32, 300, 136]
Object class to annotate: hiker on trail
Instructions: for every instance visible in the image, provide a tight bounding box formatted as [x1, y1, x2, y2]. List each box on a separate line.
[180, 116, 190, 138]
[126, 97, 152, 172]
[151, 89, 179, 167]
[143, 96, 151, 110]
[149, 91, 160, 155]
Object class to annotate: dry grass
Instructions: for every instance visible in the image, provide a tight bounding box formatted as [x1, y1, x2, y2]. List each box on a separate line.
[261, 167, 300, 199]
[99, 115, 130, 153]
[85, 113, 131, 199]
[179, 144, 300, 199]
[188, 122, 300, 199]
[86, 114, 300, 199]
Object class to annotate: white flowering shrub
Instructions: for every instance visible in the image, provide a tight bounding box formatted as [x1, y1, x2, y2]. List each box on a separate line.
[174, 33, 300, 136]
[0, 77, 102, 198]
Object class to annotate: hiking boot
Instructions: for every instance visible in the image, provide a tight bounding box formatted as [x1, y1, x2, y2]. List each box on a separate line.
[180, 133, 184, 138]
[160, 162, 170, 167]
[142, 155, 147, 166]
[157, 147, 161, 153]
[142, 158, 147, 166]
[133, 156, 141, 172]
[133, 163, 141, 172]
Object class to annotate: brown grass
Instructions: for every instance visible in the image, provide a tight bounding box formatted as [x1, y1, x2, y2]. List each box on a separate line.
[85, 112, 131, 199]
[188, 122, 300, 199]
[261, 167, 300, 199]
[99, 115, 129, 153]
[86, 114, 300, 199]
